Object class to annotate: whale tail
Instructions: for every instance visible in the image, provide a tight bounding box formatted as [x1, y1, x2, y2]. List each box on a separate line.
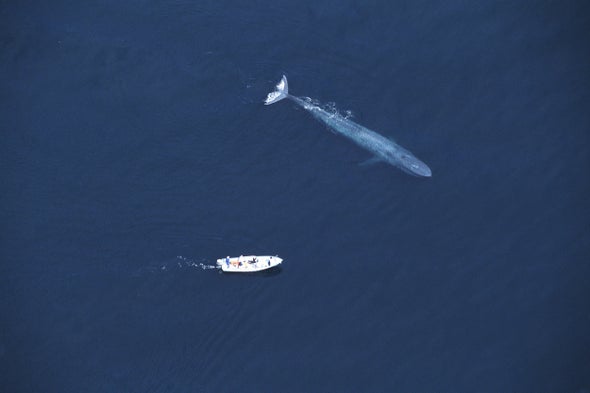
[264, 75, 289, 105]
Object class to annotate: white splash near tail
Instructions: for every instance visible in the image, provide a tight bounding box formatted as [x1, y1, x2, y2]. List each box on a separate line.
[264, 75, 289, 105]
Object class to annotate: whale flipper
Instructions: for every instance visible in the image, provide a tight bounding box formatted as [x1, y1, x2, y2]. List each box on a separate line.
[264, 75, 289, 105]
[359, 157, 383, 167]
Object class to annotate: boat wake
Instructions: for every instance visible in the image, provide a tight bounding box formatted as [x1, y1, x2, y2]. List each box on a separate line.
[149, 255, 221, 273]
[176, 255, 220, 270]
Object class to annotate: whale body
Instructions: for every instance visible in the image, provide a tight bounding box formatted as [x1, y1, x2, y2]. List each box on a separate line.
[264, 75, 431, 177]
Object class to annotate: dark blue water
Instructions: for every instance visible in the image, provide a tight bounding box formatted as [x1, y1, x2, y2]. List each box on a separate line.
[2, 1, 589, 392]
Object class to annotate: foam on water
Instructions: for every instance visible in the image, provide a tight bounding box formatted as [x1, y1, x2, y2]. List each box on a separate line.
[149, 256, 220, 273]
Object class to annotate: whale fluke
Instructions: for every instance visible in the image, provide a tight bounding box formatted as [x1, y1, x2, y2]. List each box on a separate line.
[264, 75, 289, 105]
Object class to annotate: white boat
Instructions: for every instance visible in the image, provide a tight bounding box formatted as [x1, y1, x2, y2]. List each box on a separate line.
[216, 255, 282, 273]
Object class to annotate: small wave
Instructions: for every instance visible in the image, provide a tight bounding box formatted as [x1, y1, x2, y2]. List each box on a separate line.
[303, 96, 353, 121]
[324, 101, 337, 113]
[302, 96, 321, 106]
[320, 101, 353, 120]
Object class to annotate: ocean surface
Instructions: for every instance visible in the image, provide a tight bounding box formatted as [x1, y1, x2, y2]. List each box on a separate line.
[1, 1, 589, 392]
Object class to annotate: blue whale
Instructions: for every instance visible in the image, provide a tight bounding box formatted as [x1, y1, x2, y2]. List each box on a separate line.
[265, 75, 431, 177]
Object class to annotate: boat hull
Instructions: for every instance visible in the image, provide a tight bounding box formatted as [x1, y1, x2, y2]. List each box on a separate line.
[216, 255, 282, 273]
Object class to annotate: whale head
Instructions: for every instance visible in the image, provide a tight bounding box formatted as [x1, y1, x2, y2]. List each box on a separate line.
[399, 153, 432, 177]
